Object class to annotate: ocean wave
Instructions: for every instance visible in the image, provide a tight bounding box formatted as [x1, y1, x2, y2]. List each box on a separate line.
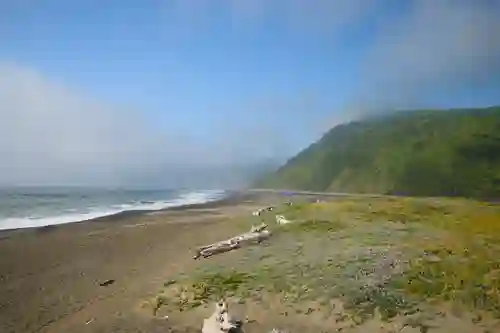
[0, 190, 226, 231]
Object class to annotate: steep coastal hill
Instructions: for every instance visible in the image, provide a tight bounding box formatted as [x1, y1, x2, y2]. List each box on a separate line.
[256, 106, 500, 198]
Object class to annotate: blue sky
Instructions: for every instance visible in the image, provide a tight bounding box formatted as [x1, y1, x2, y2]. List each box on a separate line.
[0, 0, 499, 187]
[1, 1, 370, 136]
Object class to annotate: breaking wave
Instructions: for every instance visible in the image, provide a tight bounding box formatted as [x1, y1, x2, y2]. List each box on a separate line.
[0, 189, 226, 231]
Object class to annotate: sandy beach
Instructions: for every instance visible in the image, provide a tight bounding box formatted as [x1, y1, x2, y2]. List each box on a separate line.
[2, 191, 500, 333]
[0, 191, 274, 333]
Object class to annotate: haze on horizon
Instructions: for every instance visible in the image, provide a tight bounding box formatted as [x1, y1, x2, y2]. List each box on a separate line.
[1, 0, 499, 188]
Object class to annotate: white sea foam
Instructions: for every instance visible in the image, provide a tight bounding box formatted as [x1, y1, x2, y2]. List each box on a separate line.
[0, 190, 226, 231]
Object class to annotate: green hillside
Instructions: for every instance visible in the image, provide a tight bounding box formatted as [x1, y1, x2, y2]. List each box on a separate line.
[256, 106, 500, 198]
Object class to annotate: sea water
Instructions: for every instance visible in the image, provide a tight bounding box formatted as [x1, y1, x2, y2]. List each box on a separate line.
[0, 187, 226, 230]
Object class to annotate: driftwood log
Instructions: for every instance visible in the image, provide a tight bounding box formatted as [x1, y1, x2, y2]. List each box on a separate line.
[252, 208, 263, 216]
[275, 215, 292, 225]
[202, 300, 241, 333]
[252, 206, 275, 216]
[202, 301, 287, 333]
[193, 224, 271, 259]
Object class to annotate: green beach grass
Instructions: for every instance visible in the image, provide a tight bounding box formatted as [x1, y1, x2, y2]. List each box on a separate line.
[151, 196, 500, 329]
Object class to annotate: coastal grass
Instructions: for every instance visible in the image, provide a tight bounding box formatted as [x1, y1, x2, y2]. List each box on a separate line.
[153, 196, 500, 325]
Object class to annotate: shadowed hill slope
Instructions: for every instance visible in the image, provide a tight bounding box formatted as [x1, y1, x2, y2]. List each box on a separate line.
[256, 107, 500, 198]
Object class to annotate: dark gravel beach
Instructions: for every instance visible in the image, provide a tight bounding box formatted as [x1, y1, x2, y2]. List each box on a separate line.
[0, 191, 267, 333]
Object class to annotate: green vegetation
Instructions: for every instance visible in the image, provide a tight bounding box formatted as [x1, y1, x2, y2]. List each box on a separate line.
[153, 198, 500, 329]
[256, 106, 500, 198]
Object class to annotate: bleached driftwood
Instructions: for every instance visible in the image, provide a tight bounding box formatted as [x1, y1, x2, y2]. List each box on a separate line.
[193, 224, 271, 259]
[202, 300, 240, 333]
[252, 206, 275, 216]
[250, 222, 268, 233]
[202, 301, 289, 333]
[252, 208, 263, 216]
[276, 215, 292, 225]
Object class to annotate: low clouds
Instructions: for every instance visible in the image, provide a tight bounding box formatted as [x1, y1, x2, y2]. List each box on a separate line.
[0, 62, 166, 186]
[0, 62, 289, 187]
[351, 0, 500, 114]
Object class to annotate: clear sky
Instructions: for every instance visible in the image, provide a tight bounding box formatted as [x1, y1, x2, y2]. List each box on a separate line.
[0, 0, 499, 187]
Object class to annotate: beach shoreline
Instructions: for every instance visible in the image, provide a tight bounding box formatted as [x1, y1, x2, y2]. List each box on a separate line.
[0, 189, 274, 333]
[2, 191, 498, 333]
[0, 189, 253, 236]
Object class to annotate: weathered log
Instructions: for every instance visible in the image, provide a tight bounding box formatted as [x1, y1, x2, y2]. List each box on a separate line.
[200, 242, 241, 258]
[193, 224, 271, 259]
[202, 300, 240, 333]
[202, 301, 284, 333]
[250, 223, 268, 233]
[276, 215, 292, 225]
[252, 206, 274, 216]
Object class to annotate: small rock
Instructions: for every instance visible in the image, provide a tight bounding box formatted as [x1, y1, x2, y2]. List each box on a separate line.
[164, 279, 177, 287]
[99, 279, 115, 287]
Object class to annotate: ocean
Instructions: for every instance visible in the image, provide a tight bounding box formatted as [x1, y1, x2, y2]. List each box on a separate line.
[0, 187, 226, 231]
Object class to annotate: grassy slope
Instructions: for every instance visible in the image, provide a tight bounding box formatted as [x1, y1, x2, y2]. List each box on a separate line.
[256, 107, 500, 198]
[149, 197, 500, 332]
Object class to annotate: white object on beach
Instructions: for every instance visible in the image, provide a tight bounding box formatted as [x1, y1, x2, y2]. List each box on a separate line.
[275, 215, 292, 225]
[202, 300, 238, 333]
[202, 301, 289, 333]
[252, 206, 274, 216]
[252, 209, 262, 216]
[193, 224, 271, 259]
